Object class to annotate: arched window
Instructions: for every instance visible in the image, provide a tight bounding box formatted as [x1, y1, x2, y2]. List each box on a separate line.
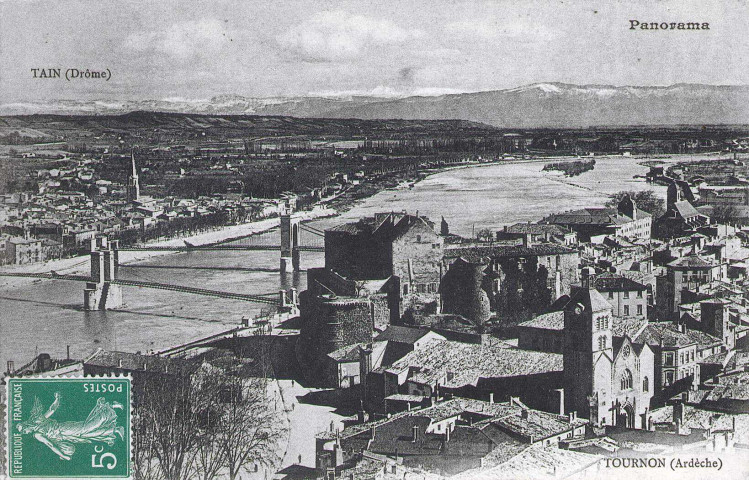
[620, 369, 633, 390]
[598, 336, 607, 350]
[643, 376, 649, 392]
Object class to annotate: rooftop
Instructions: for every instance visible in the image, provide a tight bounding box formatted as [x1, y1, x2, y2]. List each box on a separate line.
[541, 206, 650, 227]
[592, 273, 648, 292]
[633, 322, 722, 349]
[375, 325, 439, 345]
[84, 349, 195, 375]
[444, 244, 576, 263]
[517, 311, 565, 331]
[667, 255, 717, 269]
[386, 340, 562, 388]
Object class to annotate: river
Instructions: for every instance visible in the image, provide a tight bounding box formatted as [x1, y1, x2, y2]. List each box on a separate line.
[0, 155, 683, 368]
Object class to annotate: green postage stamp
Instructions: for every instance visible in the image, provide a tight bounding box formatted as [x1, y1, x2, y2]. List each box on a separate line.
[6, 377, 131, 478]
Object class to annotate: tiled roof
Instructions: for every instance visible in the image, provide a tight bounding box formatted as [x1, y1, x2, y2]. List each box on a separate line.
[667, 255, 716, 269]
[517, 311, 565, 331]
[454, 442, 601, 480]
[612, 317, 649, 339]
[561, 286, 612, 313]
[327, 342, 366, 362]
[592, 273, 647, 292]
[504, 223, 569, 235]
[375, 325, 434, 344]
[84, 349, 195, 374]
[444, 244, 576, 262]
[386, 340, 562, 388]
[673, 201, 702, 219]
[634, 323, 722, 349]
[541, 207, 649, 227]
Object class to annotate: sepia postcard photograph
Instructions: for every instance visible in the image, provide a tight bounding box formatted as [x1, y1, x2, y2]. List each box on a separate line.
[1, 0, 749, 478]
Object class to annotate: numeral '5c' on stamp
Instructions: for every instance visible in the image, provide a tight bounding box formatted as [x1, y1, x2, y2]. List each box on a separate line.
[6, 377, 131, 478]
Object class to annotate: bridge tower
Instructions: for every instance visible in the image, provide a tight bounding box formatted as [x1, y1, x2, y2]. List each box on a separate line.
[280, 203, 301, 273]
[84, 235, 123, 310]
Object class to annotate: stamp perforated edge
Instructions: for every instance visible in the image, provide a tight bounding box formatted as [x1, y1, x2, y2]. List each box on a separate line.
[3, 374, 133, 480]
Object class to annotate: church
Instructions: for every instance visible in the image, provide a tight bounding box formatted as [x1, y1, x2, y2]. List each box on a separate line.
[561, 281, 655, 429]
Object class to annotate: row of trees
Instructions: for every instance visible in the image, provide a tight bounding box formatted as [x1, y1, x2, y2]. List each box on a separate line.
[133, 353, 288, 480]
[115, 206, 265, 246]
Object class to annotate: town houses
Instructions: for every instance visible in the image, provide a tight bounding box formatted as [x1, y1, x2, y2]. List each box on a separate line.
[292, 178, 749, 478]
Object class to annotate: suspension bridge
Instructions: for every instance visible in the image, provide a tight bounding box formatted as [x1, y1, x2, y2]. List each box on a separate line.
[115, 216, 326, 267]
[0, 211, 327, 310]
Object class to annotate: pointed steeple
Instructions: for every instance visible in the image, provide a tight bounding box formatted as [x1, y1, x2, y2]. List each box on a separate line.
[127, 149, 140, 203]
[130, 150, 138, 179]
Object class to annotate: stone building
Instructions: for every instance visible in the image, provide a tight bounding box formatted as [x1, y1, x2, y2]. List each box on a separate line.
[591, 272, 649, 319]
[540, 195, 652, 242]
[299, 213, 443, 382]
[324, 212, 444, 319]
[632, 321, 722, 404]
[442, 243, 579, 325]
[653, 181, 709, 239]
[516, 311, 565, 353]
[561, 283, 654, 429]
[655, 254, 721, 320]
[365, 339, 563, 414]
[496, 222, 577, 246]
[5, 236, 44, 264]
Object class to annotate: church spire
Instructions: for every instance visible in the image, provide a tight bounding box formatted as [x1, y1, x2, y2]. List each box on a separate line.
[127, 149, 140, 203]
[130, 150, 138, 179]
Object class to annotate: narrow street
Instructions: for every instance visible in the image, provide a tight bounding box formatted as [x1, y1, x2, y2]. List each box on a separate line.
[274, 380, 349, 478]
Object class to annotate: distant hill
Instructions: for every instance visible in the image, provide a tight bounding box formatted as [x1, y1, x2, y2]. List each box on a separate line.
[0, 111, 498, 139]
[2, 83, 749, 128]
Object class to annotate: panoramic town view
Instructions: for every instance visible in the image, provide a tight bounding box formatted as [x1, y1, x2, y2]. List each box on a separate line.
[2, 1, 749, 479]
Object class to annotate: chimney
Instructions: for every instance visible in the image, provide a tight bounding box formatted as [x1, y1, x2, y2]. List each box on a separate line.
[555, 389, 565, 416]
[673, 402, 685, 426]
[117, 359, 122, 368]
[411, 425, 419, 443]
[568, 411, 577, 423]
[522, 233, 531, 248]
[7, 360, 14, 375]
[489, 393, 494, 404]
[580, 267, 593, 288]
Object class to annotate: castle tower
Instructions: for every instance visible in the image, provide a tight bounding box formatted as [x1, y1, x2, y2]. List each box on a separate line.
[126, 151, 140, 203]
[563, 283, 614, 426]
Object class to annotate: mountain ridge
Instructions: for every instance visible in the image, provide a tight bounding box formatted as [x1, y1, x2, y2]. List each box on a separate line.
[3, 83, 748, 128]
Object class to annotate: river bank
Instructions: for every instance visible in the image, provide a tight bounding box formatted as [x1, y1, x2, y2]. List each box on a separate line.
[0, 205, 337, 289]
[0, 152, 695, 288]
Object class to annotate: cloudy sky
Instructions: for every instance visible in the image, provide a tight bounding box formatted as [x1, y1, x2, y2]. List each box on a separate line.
[0, 0, 747, 102]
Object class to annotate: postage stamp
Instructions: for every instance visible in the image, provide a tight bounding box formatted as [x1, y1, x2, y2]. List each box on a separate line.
[5, 377, 131, 478]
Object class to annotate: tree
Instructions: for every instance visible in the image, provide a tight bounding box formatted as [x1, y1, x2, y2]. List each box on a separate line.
[132, 353, 287, 480]
[190, 371, 229, 480]
[136, 376, 203, 480]
[476, 228, 494, 242]
[218, 375, 287, 480]
[606, 190, 666, 218]
[711, 204, 738, 224]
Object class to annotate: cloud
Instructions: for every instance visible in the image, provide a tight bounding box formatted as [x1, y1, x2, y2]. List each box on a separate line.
[277, 10, 425, 62]
[124, 19, 233, 60]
